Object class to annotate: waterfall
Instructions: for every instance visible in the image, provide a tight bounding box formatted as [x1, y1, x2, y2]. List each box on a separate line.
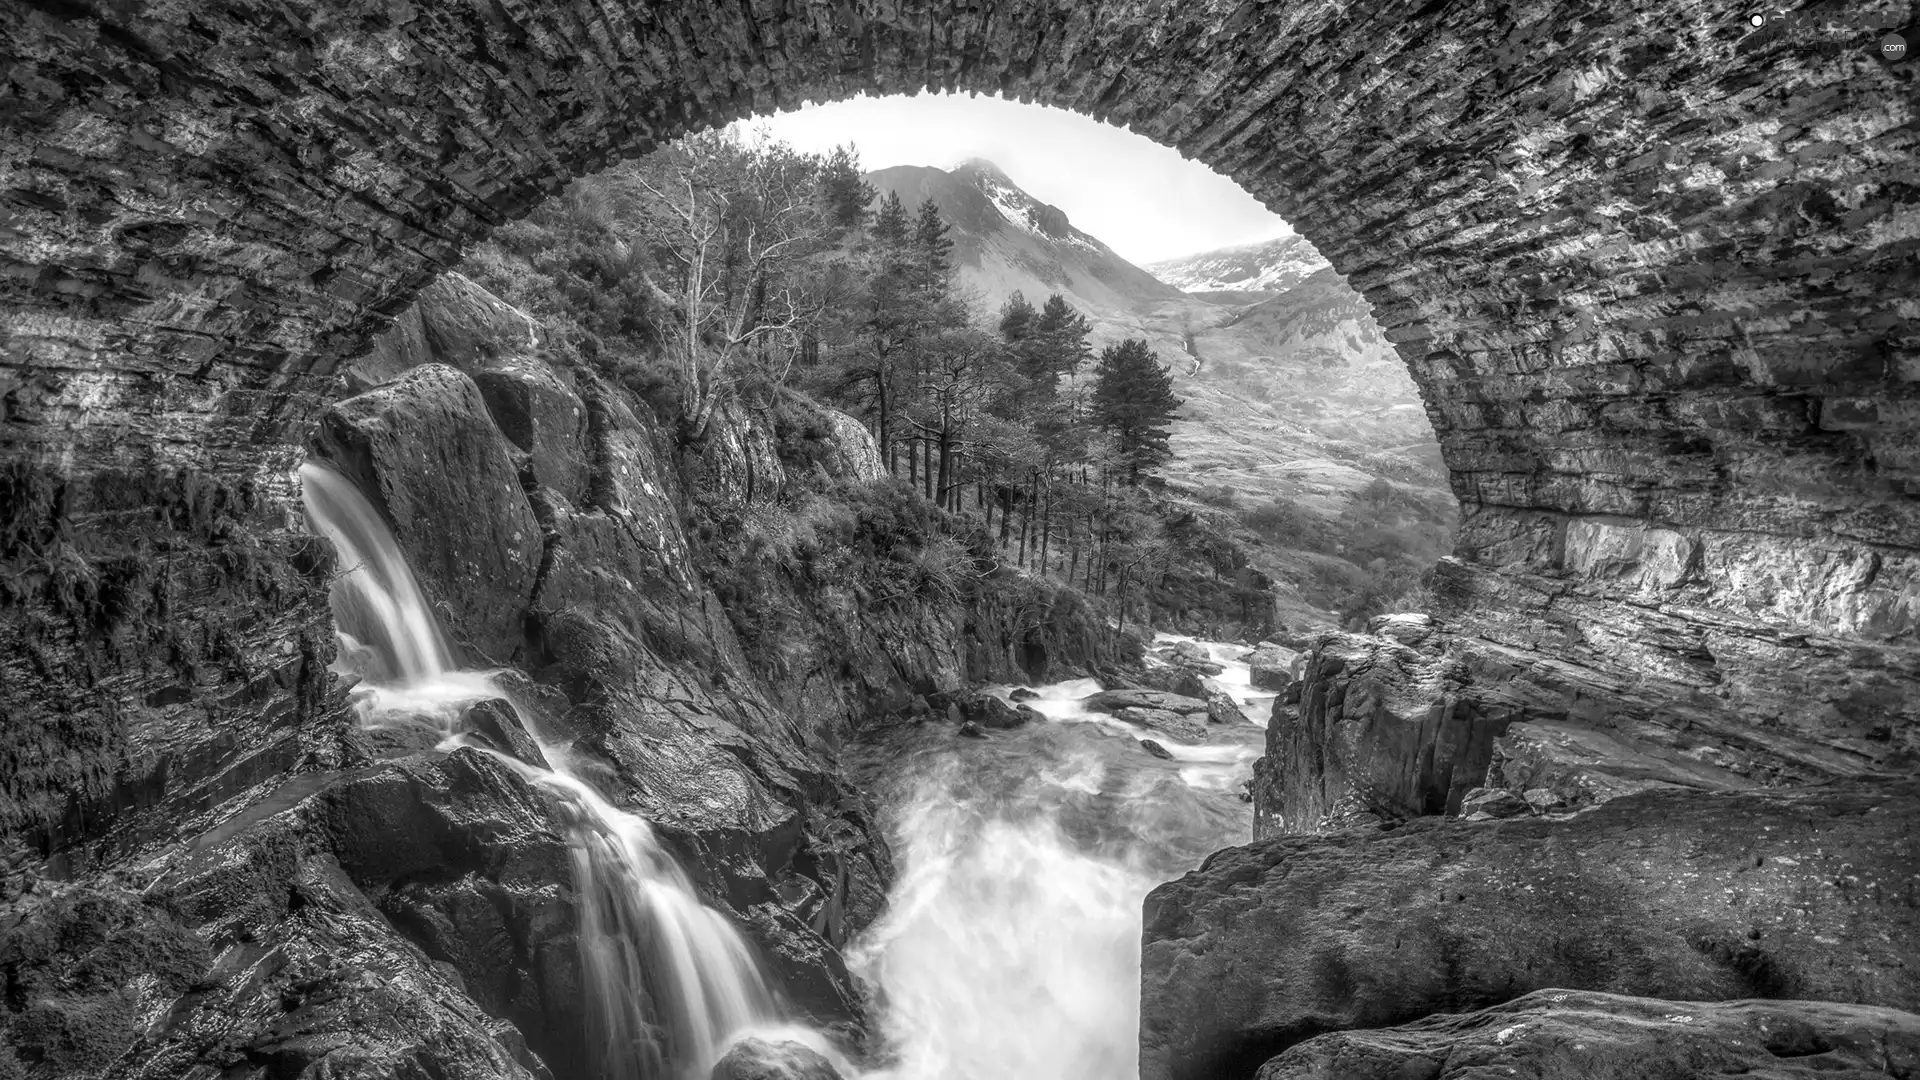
[299, 462, 453, 682]
[848, 664, 1259, 1080]
[299, 461, 806, 1080]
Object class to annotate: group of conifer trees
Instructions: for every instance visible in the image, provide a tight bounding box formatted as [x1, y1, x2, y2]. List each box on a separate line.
[464, 133, 1187, 598]
[794, 148, 1184, 594]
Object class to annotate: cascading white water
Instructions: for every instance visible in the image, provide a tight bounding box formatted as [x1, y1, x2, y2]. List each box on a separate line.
[299, 461, 804, 1080]
[849, 661, 1261, 1080]
[300, 462, 453, 682]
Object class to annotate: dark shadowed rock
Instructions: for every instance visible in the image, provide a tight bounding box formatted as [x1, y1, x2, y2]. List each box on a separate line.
[1009, 688, 1038, 702]
[958, 721, 987, 739]
[710, 1036, 843, 1080]
[1142, 665, 1213, 699]
[1141, 782, 1920, 1080]
[957, 692, 1042, 730]
[1205, 691, 1251, 726]
[1256, 990, 1920, 1080]
[1457, 787, 1529, 820]
[314, 364, 544, 664]
[462, 698, 551, 770]
[1141, 739, 1175, 760]
[1255, 631, 1517, 833]
[472, 355, 593, 506]
[1117, 707, 1208, 744]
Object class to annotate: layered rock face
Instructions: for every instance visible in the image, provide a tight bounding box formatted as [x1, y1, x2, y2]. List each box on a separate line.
[0, 267, 1128, 1075]
[1142, 782, 1920, 1080]
[2, 5, 1913, 857]
[1258, 990, 1920, 1080]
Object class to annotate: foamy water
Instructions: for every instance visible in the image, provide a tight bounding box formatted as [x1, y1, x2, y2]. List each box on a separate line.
[850, 644, 1263, 1080]
[301, 461, 813, 1080]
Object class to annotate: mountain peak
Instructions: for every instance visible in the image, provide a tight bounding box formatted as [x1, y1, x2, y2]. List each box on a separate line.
[950, 156, 1013, 182]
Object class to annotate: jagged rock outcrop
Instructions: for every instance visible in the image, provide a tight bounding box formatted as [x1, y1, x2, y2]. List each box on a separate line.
[1140, 782, 1920, 1080]
[315, 364, 546, 665]
[1251, 618, 1520, 833]
[1256, 990, 1920, 1080]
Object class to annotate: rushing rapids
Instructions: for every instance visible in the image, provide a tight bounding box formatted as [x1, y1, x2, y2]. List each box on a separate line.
[303, 460, 1277, 1079]
[300, 461, 835, 1080]
[849, 640, 1272, 1080]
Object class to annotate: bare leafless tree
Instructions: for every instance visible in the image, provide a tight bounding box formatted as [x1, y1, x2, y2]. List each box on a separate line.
[633, 131, 830, 439]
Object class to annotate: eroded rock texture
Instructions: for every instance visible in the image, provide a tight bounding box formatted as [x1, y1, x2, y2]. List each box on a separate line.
[1141, 782, 1920, 1080]
[1257, 989, 1920, 1080]
[2, 0, 1914, 864]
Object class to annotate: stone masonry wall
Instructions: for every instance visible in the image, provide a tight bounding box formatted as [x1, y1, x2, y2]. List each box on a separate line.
[2, 0, 1915, 854]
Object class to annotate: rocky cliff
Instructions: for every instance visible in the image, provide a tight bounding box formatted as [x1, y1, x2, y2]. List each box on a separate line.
[0, 273, 1131, 1077]
[1143, 781, 1920, 1080]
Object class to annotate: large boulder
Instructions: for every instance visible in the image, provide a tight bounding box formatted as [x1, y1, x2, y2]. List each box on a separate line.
[1248, 645, 1301, 691]
[1254, 631, 1517, 833]
[1085, 689, 1209, 717]
[1117, 707, 1208, 744]
[472, 354, 593, 506]
[1140, 665, 1213, 699]
[710, 1036, 843, 1080]
[1205, 691, 1251, 727]
[354, 271, 545, 386]
[1256, 989, 1920, 1080]
[1140, 782, 1920, 1080]
[462, 698, 551, 770]
[1171, 640, 1210, 664]
[959, 692, 1042, 730]
[314, 364, 544, 665]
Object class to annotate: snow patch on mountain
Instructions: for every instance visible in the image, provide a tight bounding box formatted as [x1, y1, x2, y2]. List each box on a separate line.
[1145, 235, 1331, 294]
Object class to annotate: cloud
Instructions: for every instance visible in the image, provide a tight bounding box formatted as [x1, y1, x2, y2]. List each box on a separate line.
[735, 92, 1294, 264]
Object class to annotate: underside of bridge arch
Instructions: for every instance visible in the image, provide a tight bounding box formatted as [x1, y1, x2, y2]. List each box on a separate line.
[1, 0, 1915, 853]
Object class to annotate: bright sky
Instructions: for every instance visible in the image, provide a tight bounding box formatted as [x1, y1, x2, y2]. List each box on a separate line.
[737, 92, 1294, 265]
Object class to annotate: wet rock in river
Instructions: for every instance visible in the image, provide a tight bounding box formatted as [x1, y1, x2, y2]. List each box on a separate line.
[1084, 689, 1209, 717]
[1247, 645, 1300, 691]
[1255, 989, 1920, 1080]
[462, 698, 551, 770]
[1205, 691, 1250, 726]
[1141, 739, 1175, 760]
[1117, 707, 1208, 744]
[711, 1037, 843, 1080]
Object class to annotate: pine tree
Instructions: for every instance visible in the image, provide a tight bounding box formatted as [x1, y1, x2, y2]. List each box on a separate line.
[820, 144, 875, 231]
[998, 292, 1035, 341]
[913, 197, 953, 290]
[1033, 293, 1093, 388]
[872, 189, 910, 246]
[1090, 338, 1182, 483]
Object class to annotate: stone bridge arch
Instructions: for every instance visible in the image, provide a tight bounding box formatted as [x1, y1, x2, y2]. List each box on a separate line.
[1, 0, 1914, 852]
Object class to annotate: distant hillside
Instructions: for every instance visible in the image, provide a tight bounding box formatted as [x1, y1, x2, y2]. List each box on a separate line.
[865, 159, 1185, 318]
[868, 158, 1444, 529]
[1146, 235, 1330, 295]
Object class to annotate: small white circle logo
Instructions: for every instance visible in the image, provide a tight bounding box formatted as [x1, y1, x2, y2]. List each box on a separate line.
[1882, 32, 1908, 61]
[1750, 13, 1766, 26]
